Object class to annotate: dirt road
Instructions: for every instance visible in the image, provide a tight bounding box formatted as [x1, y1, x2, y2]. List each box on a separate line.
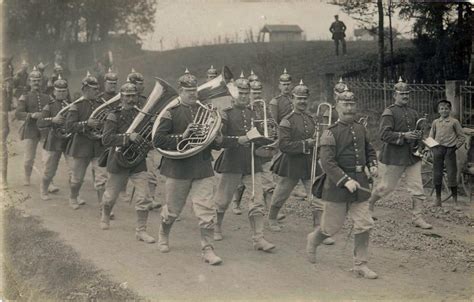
[2, 129, 473, 301]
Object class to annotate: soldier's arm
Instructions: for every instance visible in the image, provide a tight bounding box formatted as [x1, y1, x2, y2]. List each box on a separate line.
[102, 113, 130, 147]
[341, 22, 347, 31]
[278, 119, 308, 154]
[364, 129, 378, 168]
[269, 98, 279, 124]
[65, 104, 88, 134]
[37, 104, 52, 129]
[379, 109, 405, 145]
[319, 130, 351, 188]
[153, 110, 180, 150]
[15, 95, 29, 120]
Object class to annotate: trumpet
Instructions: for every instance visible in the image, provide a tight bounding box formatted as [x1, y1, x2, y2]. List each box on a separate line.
[358, 115, 369, 128]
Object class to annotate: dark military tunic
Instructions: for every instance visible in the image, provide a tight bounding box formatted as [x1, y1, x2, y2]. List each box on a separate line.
[39, 74, 48, 94]
[99, 91, 117, 103]
[319, 120, 377, 203]
[138, 94, 147, 108]
[379, 103, 421, 166]
[37, 98, 69, 152]
[214, 105, 263, 175]
[153, 102, 215, 179]
[15, 90, 50, 140]
[269, 94, 293, 124]
[271, 111, 315, 180]
[329, 20, 347, 40]
[102, 108, 147, 174]
[65, 98, 105, 158]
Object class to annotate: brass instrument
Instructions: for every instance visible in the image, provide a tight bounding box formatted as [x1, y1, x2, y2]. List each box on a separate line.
[358, 115, 369, 128]
[88, 93, 121, 140]
[47, 96, 85, 139]
[251, 99, 279, 158]
[413, 114, 429, 157]
[115, 78, 178, 169]
[152, 66, 235, 159]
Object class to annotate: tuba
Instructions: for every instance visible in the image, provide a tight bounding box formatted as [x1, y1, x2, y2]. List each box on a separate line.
[115, 78, 179, 169]
[43, 96, 85, 139]
[151, 66, 235, 159]
[88, 93, 121, 140]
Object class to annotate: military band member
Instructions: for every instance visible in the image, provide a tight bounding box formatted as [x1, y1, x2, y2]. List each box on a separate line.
[212, 75, 275, 252]
[65, 72, 108, 209]
[15, 66, 50, 186]
[269, 68, 293, 124]
[100, 83, 156, 243]
[268, 81, 334, 245]
[367, 79, 432, 229]
[207, 65, 218, 81]
[46, 64, 65, 95]
[153, 69, 222, 265]
[127, 69, 147, 107]
[100, 68, 118, 102]
[306, 89, 378, 279]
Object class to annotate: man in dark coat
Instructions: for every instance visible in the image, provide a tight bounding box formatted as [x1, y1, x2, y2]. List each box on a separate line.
[153, 69, 222, 265]
[367, 78, 432, 229]
[306, 89, 378, 279]
[212, 73, 275, 252]
[329, 15, 347, 56]
[269, 68, 293, 125]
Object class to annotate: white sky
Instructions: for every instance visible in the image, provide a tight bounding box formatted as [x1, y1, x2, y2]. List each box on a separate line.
[142, 0, 414, 51]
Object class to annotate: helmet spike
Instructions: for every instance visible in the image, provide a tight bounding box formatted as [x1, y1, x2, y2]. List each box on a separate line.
[398, 76, 403, 82]
[131, 68, 136, 73]
[86, 70, 91, 77]
[240, 71, 245, 78]
[299, 79, 304, 85]
[33, 66, 37, 71]
[108, 67, 112, 73]
[339, 77, 343, 83]
[185, 68, 189, 74]
[57, 74, 62, 80]
[210, 65, 214, 69]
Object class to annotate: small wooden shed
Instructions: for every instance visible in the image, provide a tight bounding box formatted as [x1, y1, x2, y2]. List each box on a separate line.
[259, 24, 303, 42]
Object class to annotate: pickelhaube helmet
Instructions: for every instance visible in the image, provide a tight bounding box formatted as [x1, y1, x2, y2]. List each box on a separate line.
[53, 74, 68, 91]
[104, 68, 118, 83]
[394, 77, 410, 94]
[53, 64, 63, 73]
[235, 71, 250, 92]
[292, 80, 309, 97]
[120, 82, 138, 96]
[335, 87, 356, 102]
[207, 65, 218, 78]
[334, 77, 348, 95]
[178, 68, 198, 90]
[29, 66, 42, 80]
[250, 79, 263, 92]
[81, 71, 99, 88]
[279, 68, 292, 84]
[248, 70, 259, 83]
[37, 62, 46, 71]
[127, 68, 144, 84]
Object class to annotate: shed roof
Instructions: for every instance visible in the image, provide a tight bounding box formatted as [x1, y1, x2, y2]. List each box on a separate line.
[260, 24, 303, 33]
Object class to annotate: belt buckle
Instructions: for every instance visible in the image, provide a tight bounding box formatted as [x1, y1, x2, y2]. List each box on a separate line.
[355, 165, 364, 173]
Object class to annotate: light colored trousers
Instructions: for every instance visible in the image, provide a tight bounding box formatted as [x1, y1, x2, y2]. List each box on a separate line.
[214, 172, 265, 216]
[23, 138, 41, 172]
[102, 171, 152, 211]
[161, 177, 216, 229]
[70, 157, 107, 191]
[320, 200, 374, 236]
[42, 150, 74, 182]
[271, 177, 324, 210]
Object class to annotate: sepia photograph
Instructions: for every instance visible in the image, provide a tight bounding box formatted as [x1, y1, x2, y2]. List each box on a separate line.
[0, 0, 473, 300]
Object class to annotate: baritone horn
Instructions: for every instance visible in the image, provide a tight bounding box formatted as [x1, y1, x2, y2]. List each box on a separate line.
[46, 96, 85, 139]
[88, 93, 121, 139]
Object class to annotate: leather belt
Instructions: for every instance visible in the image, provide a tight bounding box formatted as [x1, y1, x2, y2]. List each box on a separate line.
[343, 165, 364, 173]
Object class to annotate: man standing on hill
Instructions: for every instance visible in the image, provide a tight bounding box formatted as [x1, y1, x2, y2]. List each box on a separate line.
[329, 15, 347, 56]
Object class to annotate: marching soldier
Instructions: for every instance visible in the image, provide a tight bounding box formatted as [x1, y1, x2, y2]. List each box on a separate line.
[46, 64, 65, 95]
[37, 62, 49, 94]
[269, 68, 293, 124]
[207, 65, 218, 81]
[306, 89, 378, 279]
[267, 81, 334, 244]
[100, 82, 156, 243]
[153, 69, 222, 265]
[13, 60, 30, 104]
[100, 68, 118, 102]
[212, 74, 275, 252]
[367, 78, 432, 229]
[127, 69, 147, 107]
[15, 66, 50, 186]
[65, 72, 108, 209]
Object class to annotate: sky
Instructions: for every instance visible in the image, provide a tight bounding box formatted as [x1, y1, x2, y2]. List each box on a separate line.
[142, 0, 414, 51]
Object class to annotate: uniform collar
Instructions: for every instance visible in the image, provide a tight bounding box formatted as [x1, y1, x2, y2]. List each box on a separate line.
[336, 118, 354, 126]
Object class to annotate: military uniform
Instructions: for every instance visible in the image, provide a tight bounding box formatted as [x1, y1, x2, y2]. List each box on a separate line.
[306, 89, 378, 279]
[329, 16, 347, 56]
[15, 68, 50, 185]
[368, 79, 432, 229]
[153, 69, 222, 265]
[65, 72, 107, 209]
[100, 82, 155, 243]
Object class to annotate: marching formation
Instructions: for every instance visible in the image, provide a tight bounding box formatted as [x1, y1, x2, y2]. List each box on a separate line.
[3, 60, 448, 280]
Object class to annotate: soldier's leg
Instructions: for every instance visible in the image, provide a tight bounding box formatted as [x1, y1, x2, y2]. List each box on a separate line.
[405, 161, 432, 229]
[70, 157, 91, 209]
[348, 200, 377, 279]
[129, 171, 155, 243]
[213, 173, 242, 240]
[158, 177, 192, 253]
[243, 173, 275, 252]
[445, 146, 458, 204]
[302, 179, 335, 245]
[23, 137, 40, 185]
[334, 39, 340, 56]
[306, 201, 346, 263]
[189, 177, 222, 265]
[230, 183, 245, 215]
[65, 154, 85, 205]
[100, 171, 128, 230]
[146, 149, 161, 209]
[268, 176, 298, 231]
[40, 150, 61, 200]
[260, 161, 275, 209]
[368, 163, 405, 217]
[432, 146, 445, 205]
[91, 157, 108, 205]
[342, 38, 347, 55]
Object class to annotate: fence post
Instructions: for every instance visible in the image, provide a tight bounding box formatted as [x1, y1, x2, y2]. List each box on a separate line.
[445, 80, 462, 120]
[383, 79, 387, 109]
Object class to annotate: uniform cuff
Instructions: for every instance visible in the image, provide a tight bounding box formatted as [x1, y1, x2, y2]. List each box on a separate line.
[336, 174, 350, 187]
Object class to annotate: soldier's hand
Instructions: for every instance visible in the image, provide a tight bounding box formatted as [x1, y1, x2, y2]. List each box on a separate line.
[305, 138, 316, 147]
[238, 135, 250, 145]
[369, 166, 378, 178]
[344, 179, 360, 193]
[129, 132, 144, 143]
[87, 118, 100, 128]
[31, 112, 42, 119]
[455, 141, 464, 149]
[404, 131, 420, 140]
[52, 116, 65, 125]
[183, 123, 198, 138]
